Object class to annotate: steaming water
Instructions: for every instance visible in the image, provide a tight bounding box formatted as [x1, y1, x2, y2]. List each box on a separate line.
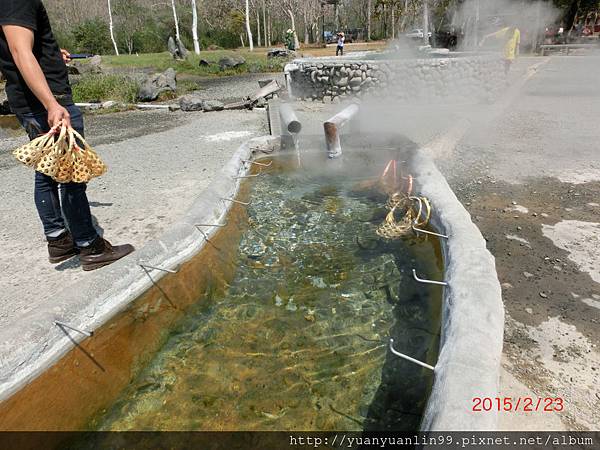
[93, 152, 443, 431]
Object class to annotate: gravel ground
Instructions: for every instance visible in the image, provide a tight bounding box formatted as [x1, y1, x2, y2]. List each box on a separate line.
[0, 90, 271, 329]
[179, 72, 284, 103]
[438, 55, 600, 431]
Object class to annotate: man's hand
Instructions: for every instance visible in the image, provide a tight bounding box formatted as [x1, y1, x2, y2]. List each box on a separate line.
[47, 103, 71, 128]
[60, 49, 71, 64]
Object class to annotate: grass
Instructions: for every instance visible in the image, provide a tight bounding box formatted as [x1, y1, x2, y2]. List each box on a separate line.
[72, 74, 139, 103]
[101, 49, 287, 77]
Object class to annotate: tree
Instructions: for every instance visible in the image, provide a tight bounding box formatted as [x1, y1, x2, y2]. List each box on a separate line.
[367, 0, 372, 40]
[107, 0, 119, 55]
[171, 0, 181, 42]
[191, 0, 201, 54]
[245, 0, 254, 51]
[282, 0, 301, 49]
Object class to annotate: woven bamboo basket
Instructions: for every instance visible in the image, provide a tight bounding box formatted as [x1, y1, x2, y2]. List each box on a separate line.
[13, 122, 107, 183]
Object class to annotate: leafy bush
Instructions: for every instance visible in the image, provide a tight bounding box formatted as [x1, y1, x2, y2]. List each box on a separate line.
[71, 18, 113, 54]
[72, 74, 138, 103]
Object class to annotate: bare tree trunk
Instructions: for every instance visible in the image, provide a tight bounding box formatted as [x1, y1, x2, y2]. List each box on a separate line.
[287, 9, 300, 49]
[423, 0, 429, 45]
[263, 0, 268, 47]
[256, 8, 262, 47]
[367, 0, 372, 41]
[240, 33, 245, 47]
[191, 0, 200, 55]
[269, 11, 273, 47]
[171, 0, 181, 42]
[245, 0, 254, 51]
[107, 0, 119, 55]
[303, 11, 309, 45]
[392, 6, 395, 39]
[400, 0, 409, 33]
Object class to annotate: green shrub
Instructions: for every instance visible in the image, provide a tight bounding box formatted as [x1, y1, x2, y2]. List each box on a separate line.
[72, 74, 138, 103]
[72, 18, 113, 55]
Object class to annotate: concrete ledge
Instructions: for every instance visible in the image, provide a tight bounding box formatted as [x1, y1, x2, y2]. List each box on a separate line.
[413, 150, 504, 431]
[0, 136, 278, 405]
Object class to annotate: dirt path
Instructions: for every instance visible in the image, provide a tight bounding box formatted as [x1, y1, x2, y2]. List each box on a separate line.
[444, 55, 600, 430]
[458, 177, 600, 430]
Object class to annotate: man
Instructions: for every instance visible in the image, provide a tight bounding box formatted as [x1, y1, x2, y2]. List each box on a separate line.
[0, 0, 134, 271]
[480, 26, 521, 75]
[336, 32, 345, 56]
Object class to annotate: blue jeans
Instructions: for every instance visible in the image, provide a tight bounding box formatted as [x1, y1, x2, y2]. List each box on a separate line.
[16, 104, 98, 247]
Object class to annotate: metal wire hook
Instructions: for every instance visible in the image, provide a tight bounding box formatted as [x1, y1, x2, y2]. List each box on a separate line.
[243, 159, 272, 167]
[412, 269, 448, 286]
[389, 339, 435, 371]
[233, 171, 262, 179]
[139, 264, 178, 274]
[221, 197, 252, 206]
[54, 320, 94, 337]
[412, 225, 449, 239]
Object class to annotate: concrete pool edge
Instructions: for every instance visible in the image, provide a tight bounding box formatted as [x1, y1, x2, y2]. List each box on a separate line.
[413, 150, 504, 431]
[0, 135, 279, 407]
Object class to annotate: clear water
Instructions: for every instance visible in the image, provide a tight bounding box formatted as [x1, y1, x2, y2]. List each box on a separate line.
[94, 152, 444, 431]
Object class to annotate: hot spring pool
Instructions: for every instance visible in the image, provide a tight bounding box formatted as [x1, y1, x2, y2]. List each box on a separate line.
[91, 150, 444, 432]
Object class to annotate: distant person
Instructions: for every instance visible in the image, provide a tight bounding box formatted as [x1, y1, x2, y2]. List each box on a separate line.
[480, 26, 521, 75]
[0, 0, 134, 270]
[336, 32, 345, 56]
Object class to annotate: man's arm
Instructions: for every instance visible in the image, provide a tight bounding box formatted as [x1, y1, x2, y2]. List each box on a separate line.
[1, 24, 70, 127]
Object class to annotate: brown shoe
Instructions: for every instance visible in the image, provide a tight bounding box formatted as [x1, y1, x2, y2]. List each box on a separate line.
[48, 231, 78, 264]
[79, 237, 135, 271]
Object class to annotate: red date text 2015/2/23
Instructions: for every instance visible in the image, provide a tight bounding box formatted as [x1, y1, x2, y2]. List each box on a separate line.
[472, 397, 564, 412]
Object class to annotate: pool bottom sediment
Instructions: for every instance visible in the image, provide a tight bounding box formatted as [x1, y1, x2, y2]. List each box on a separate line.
[93, 151, 444, 432]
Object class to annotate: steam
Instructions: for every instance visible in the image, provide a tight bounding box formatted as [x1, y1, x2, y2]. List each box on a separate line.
[353, 0, 562, 148]
[453, 0, 561, 51]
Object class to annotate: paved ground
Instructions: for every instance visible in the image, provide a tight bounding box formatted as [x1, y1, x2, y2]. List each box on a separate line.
[442, 55, 600, 431]
[0, 101, 271, 331]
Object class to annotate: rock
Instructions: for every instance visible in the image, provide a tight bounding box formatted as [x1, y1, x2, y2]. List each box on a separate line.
[179, 94, 204, 111]
[349, 78, 362, 87]
[89, 55, 102, 67]
[201, 100, 225, 112]
[523, 271, 534, 278]
[267, 49, 293, 58]
[199, 59, 210, 67]
[218, 56, 246, 70]
[168, 37, 188, 60]
[539, 292, 548, 299]
[501, 283, 513, 290]
[67, 65, 80, 75]
[525, 308, 533, 314]
[0, 90, 11, 114]
[138, 68, 177, 102]
[72, 55, 103, 75]
[168, 36, 178, 57]
[101, 100, 118, 109]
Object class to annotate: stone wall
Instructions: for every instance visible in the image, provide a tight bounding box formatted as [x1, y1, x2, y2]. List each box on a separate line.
[288, 55, 505, 104]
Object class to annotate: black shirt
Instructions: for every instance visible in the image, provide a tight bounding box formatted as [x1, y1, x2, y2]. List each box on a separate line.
[0, 0, 72, 114]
